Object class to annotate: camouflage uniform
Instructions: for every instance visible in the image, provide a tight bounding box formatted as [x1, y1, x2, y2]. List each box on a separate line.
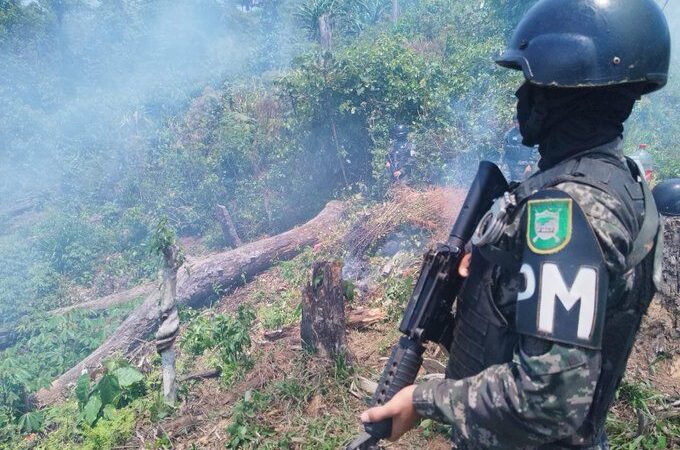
[412, 141, 647, 449]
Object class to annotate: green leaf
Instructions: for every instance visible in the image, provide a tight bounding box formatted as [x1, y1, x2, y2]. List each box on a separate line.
[103, 358, 122, 374]
[97, 374, 120, 407]
[18, 411, 43, 433]
[75, 373, 90, 408]
[113, 366, 144, 388]
[101, 404, 116, 420]
[81, 394, 102, 426]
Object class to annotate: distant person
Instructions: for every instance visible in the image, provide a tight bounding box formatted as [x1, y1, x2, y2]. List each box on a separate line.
[503, 116, 538, 180]
[631, 144, 657, 183]
[385, 124, 415, 182]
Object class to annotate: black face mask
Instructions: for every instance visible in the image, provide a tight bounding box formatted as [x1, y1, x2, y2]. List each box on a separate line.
[514, 82, 643, 169]
[515, 82, 546, 147]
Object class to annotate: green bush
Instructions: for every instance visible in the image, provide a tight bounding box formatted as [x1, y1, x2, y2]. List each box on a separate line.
[383, 273, 415, 321]
[0, 305, 136, 400]
[180, 306, 256, 382]
[258, 290, 302, 330]
[226, 390, 274, 449]
[75, 359, 145, 427]
[0, 363, 31, 430]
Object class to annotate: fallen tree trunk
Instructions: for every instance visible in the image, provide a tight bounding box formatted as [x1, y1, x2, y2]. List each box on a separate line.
[35, 200, 344, 406]
[50, 283, 156, 315]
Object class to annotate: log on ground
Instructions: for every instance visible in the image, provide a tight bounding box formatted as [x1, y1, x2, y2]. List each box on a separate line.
[35, 200, 344, 406]
[49, 283, 156, 315]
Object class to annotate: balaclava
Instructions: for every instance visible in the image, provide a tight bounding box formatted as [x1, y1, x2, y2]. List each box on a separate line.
[515, 82, 645, 170]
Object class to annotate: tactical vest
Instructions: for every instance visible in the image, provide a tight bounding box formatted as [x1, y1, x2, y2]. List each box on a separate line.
[446, 140, 661, 448]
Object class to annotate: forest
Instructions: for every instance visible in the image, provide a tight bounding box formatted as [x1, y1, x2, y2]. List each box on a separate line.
[0, 0, 679, 449]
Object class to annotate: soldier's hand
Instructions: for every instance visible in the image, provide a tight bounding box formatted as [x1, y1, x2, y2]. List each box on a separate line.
[458, 252, 472, 277]
[360, 385, 420, 441]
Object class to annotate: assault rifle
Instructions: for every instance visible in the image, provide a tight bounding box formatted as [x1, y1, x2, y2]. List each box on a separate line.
[346, 161, 508, 450]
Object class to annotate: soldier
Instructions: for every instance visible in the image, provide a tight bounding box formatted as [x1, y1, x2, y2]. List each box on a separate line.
[360, 1, 670, 449]
[385, 124, 415, 182]
[503, 116, 539, 180]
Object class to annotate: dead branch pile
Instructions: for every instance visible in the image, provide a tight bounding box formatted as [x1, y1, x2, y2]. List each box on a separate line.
[346, 185, 465, 257]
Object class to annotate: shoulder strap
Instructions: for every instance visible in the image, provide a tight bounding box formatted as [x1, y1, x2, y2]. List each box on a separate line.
[624, 157, 660, 268]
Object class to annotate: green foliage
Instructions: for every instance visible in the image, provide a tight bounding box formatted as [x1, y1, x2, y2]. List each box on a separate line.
[295, 0, 337, 41]
[279, 252, 314, 287]
[607, 380, 680, 449]
[0, 363, 31, 424]
[224, 351, 357, 449]
[0, 0, 678, 446]
[343, 279, 356, 303]
[32, 399, 138, 450]
[382, 273, 415, 320]
[418, 418, 451, 439]
[80, 405, 136, 450]
[150, 217, 178, 256]
[226, 390, 275, 449]
[296, 0, 392, 42]
[17, 410, 43, 433]
[75, 359, 145, 427]
[278, 31, 463, 190]
[180, 306, 256, 383]
[36, 212, 113, 284]
[257, 289, 302, 330]
[0, 304, 136, 396]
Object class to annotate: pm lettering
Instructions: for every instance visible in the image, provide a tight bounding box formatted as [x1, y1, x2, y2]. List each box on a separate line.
[538, 263, 598, 340]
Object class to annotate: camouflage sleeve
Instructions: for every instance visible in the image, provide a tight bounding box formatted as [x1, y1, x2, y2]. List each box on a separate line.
[554, 181, 631, 276]
[413, 341, 601, 447]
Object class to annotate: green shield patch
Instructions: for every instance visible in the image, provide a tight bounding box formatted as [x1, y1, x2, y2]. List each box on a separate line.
[526, 198, 572, 254]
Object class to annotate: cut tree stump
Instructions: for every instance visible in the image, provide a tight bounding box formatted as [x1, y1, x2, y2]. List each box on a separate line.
[301, 261, 348, 359]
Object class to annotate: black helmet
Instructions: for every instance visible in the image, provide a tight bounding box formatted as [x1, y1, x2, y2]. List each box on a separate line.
[496, 0, 671, 94]
[390, 124, 410, 140]
[652, 178, 680, 217]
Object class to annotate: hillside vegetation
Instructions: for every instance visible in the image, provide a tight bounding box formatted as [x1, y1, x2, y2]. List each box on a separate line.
[0, 0, 678, 448]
